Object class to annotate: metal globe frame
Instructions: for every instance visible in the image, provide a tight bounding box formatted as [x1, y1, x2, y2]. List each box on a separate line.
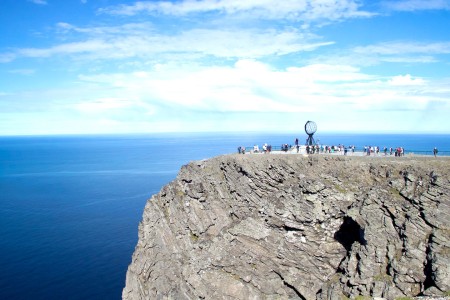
[305, 121, 317, 146]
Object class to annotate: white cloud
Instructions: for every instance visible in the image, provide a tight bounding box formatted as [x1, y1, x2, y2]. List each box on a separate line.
[381, 56, 438, 63]
[383, 0, 450, 11]
[286, 64, 372, 81]
[353, 41, 450, 55]
[172, 28, 333, 58]
[17, 40, 111, 58]
[55, 22, 155, 36]
[29, 0, 48, 5]
[76, 60, 446, 116]
[100, 0, 374, 21]
[6, 24, 332, 62]
[388, 74, 426, 86]
[352, 41, 450, 65]
[8, 69, 36, 75]
[3, 60, 450, 134]
[0, 53, 16, 63]
[313, 41, 450, 67]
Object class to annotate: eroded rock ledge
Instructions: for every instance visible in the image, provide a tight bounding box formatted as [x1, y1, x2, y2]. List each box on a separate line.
[123, 155, 450, 299]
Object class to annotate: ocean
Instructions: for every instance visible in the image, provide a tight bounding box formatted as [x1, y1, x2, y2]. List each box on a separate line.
[1, 132, 449, 299]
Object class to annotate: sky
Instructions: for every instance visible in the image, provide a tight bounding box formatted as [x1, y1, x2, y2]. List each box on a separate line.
[1, 0, 450, 135]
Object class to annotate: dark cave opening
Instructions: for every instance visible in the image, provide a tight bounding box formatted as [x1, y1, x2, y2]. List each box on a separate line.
[334, 217, 366, 251]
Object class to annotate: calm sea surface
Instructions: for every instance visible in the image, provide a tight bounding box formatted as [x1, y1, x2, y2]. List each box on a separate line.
[1, 132, 449, 299]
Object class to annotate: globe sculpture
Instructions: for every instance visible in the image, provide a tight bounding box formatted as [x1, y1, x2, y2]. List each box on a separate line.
[305, 121, 317, 146]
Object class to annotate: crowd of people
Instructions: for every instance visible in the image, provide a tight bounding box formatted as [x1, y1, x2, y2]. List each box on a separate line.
[363, 146, 406, 156]
[238, 139, 440, 157]
[238, 144, 273, 154]
[320, 144, 355, 155]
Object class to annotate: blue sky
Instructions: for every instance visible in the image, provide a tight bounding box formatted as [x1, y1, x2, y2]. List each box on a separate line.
[1, 0, 450, 135]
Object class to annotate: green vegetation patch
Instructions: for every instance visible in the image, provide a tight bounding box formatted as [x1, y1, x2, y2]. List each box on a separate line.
[374, 273, 393, 283]
[334, 184, 347, 193]
[189, 231, 199, 242]
[389, 187, 403, 200]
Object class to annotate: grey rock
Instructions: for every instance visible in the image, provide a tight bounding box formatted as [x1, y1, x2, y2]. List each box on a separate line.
[123, 155, 450, 300]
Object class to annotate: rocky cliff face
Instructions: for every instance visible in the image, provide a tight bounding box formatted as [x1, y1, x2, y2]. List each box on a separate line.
[123, 155, 450, 299]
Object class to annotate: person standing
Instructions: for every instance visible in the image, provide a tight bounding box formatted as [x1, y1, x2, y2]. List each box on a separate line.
[433, 147, 438, 157]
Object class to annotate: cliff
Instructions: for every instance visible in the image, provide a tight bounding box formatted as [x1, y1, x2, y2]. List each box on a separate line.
[123, 154, 450, 299]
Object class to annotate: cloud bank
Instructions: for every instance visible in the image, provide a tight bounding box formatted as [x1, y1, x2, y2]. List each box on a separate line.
[100, 0, 374, 21]
[383, 0, 450, 11]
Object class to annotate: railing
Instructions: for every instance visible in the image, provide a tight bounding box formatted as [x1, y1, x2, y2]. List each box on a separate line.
[239, 146, 450, 156]
[404, 150, 450, 156]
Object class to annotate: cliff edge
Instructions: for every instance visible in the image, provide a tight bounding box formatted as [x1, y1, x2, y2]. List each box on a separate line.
[123, 154, 450, 299]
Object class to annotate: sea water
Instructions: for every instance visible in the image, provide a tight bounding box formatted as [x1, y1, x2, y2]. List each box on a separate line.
[1, 132, 449, 300]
